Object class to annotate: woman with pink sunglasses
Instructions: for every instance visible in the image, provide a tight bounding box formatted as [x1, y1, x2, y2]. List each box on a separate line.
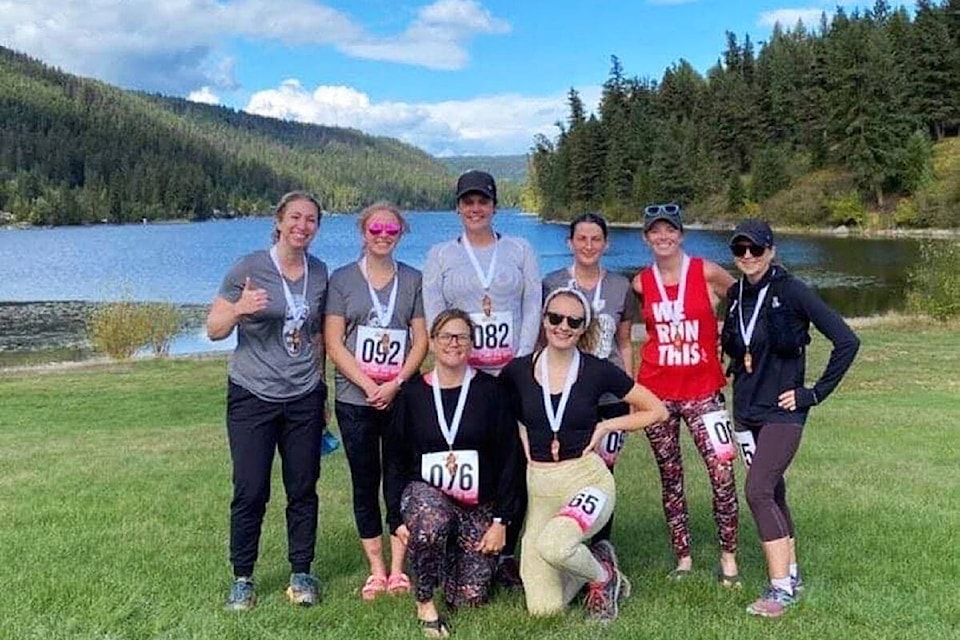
[325, 202, 429, 601]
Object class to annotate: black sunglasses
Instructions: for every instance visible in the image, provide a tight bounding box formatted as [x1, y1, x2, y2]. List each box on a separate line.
[731, 243, 766, 258]
[644, 204, 680, 217]
[544, 311, 585, 330]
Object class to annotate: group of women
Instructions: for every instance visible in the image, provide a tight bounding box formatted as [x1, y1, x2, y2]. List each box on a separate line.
[206, 171, 859, 634]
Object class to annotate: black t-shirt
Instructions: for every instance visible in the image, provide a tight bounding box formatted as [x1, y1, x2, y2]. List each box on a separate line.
[384, 371, 523, 533]
[500, 351, 635, 463]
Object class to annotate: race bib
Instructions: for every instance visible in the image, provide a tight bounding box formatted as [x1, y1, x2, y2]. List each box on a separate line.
[420, 449, 479, 505]
[701, 409, 737, 462]
[468, 311, 514, 368]
[557, 486, 609, 533]
[598, 430, 626, 467]
[355, 325, 406, 382]
[734, 429, 757, 469]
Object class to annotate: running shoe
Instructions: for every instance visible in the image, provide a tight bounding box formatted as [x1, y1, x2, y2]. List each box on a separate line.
[225, 577, 256, 611]
[286, 572, 320, 607]
[791, 571, 805, 593]
[585, 556, 624, 624]
[745, 586, 796, 618]
[590, 540, 631, 602]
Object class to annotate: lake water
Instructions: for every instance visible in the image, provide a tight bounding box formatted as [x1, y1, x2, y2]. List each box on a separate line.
[0, 210, 922, 356]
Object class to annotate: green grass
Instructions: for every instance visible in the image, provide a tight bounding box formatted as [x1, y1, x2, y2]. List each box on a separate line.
[1, 325, 958, 639]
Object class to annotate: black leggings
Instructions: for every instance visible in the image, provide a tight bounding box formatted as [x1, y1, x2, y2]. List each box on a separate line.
[336, 401, 393, 539]
[742, 422, 803, 542]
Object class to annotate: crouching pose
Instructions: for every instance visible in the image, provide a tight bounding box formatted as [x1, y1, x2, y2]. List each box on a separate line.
[386, 309, 523, 637]
[499, 287, 668, 623]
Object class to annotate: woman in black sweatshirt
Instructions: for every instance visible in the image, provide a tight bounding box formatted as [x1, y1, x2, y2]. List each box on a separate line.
[721, 219, 859, 619]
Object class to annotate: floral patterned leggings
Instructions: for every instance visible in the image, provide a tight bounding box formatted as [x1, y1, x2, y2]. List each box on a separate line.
[645, 392, 739, 559]
[400, 481, 496, 608]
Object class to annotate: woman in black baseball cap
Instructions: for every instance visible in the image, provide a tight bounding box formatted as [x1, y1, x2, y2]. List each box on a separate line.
[721, 219, 860, 617]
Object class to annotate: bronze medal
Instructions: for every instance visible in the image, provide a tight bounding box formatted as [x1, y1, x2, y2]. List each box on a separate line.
[379, 332, 391, 350]
[481, 293, 493, 317]
[744, 351, 753, 374]
[550, 437, 560, 462]
[445, 451, 458, 476]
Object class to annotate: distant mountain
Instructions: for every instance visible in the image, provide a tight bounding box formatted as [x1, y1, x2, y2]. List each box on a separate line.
[0, 46, 456, 225]
[438, 155, 529, 182]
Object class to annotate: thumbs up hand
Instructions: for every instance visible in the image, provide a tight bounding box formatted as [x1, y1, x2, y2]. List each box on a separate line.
[235, 276, 269, 316]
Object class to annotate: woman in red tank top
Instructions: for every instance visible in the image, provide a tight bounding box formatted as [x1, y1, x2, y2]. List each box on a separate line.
[632, 204, 741, 585]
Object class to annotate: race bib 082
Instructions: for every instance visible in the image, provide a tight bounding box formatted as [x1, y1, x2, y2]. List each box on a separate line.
[468, 311, 514, 368]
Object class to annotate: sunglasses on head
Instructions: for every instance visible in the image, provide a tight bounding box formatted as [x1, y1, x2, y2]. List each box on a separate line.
[367, 221, 402, 236]
[731, 243, 766, 258]
[544, 311, 585, 330]
[644, 204, 680, 217]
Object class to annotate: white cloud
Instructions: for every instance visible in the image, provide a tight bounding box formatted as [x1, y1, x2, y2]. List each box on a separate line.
[758, 8, 827, 29]
[188, 87, 222, 105]
[245, 81, 601, 156]
[0, 0, 510, 94]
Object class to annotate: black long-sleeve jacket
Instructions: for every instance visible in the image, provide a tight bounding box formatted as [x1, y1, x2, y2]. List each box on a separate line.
[721, 266, 860, 425]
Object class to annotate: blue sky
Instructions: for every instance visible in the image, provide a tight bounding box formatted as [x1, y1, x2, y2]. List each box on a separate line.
[1, 0, 870, 156]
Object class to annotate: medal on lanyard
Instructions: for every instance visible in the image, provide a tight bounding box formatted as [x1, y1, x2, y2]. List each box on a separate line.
[652, 254, 689, 349]
[737, 278, 770, 374]
[432, 366, 476, 475]
[539, 348, 581, 462]
[568, 265, 605, 313]
[269, 246, 309, 353]
[359, 256, 399, 328]
[462, 234, 499, 316]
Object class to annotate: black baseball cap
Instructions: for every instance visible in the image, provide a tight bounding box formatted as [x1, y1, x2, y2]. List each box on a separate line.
[455, 170, 497, 203]
[729, 219, 775, 248]
[642, 203, 683, 232]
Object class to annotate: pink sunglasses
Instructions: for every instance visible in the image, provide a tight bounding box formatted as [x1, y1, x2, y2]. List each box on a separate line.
[368, 221, 402, 236]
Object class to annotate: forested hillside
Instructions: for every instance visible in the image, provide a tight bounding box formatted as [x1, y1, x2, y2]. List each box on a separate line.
[525, 1, 960, 228]
[0, 47, 454, 225]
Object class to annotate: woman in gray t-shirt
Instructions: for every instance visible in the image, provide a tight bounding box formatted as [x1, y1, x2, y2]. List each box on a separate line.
[206, 191, 329, 611]
[324, 202, 428, 600]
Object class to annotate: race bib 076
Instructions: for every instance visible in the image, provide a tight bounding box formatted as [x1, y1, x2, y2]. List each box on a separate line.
[420, 449, 479, 505]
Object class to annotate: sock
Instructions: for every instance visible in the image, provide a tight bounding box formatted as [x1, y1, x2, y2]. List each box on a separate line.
[789, 563, 798, 578]
[771, 576, 793, 595]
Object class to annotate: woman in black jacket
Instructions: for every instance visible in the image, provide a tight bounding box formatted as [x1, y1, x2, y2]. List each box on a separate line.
[721, 219, 859, 618]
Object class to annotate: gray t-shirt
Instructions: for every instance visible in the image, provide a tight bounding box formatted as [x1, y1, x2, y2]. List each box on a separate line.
[542, 267, 638, 372]
[422, 233, 541, 374]
[326, 261, 424, 405]
[219, 249, 328, 401]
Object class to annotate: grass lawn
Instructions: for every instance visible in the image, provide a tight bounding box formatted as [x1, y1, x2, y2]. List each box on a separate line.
[1, 323, 958, 639]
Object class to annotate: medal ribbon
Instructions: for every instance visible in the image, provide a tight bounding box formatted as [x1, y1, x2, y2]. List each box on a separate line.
[652, 253, 690, 333]
[539, 348, 581, 437]
[269, 245, 309, 325]
[461, 234, 500, 294]
[431, 366, 476, 449]
[568, 265, 604, 312]
[359, 256, 399, 327]
[737, 278, 770, 354]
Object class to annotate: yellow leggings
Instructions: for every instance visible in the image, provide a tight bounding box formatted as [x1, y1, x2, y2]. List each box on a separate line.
[520, 453, 616, 615]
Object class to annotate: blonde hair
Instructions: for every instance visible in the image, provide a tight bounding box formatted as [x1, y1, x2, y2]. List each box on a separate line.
[536, 288, 599, 354]
[357, 201, 410, 235]
[271, 191, 323, 244]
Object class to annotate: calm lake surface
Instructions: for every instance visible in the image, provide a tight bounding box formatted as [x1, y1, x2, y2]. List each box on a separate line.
[0, 210, 921, 356]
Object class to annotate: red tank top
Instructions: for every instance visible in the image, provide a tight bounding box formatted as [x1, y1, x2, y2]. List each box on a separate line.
[637, 256, 726, 400]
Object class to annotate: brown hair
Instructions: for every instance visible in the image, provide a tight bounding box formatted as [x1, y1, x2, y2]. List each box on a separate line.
[271, 191, 323, 244]
[357, 201, 410, 236]
[430, 308, 476, 339]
